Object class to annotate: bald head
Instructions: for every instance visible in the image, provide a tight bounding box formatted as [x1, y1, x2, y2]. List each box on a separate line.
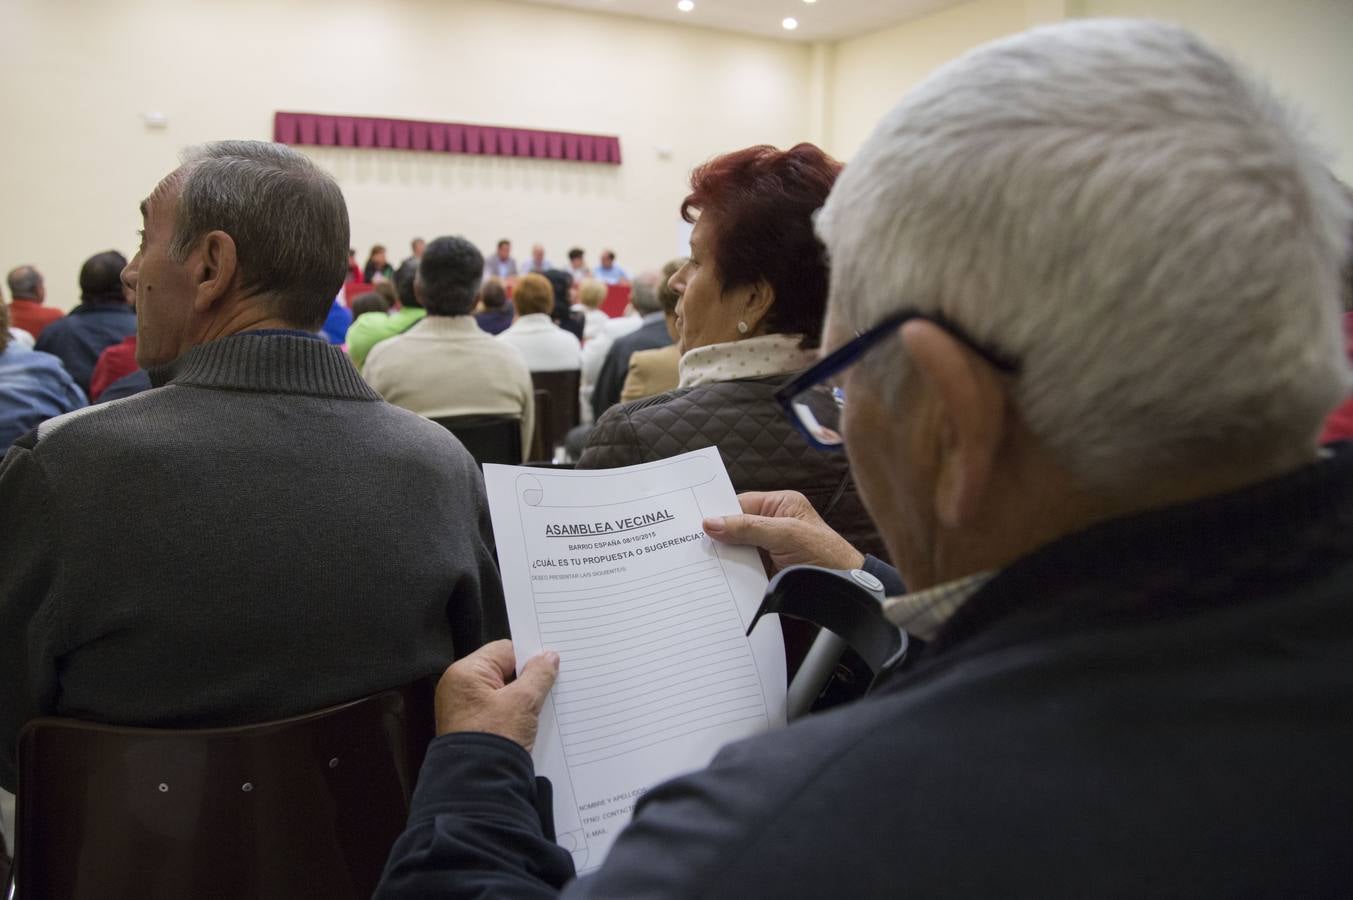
[7, 266, 43, 301]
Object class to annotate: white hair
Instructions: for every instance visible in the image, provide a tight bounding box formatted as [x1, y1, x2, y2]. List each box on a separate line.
[818, 18, 1353, 491]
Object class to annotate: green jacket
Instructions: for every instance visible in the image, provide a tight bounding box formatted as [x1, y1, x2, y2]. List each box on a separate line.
[348, 307, 427, 370]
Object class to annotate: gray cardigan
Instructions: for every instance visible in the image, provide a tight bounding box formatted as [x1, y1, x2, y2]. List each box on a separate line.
[0, 333, 507, 790]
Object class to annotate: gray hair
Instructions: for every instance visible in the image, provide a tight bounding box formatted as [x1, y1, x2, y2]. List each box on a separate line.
[818, 19, 1353, 491]
[168, 141, 349, 329]
[6, 266, 42, 299]
[630, 271, 662, 315]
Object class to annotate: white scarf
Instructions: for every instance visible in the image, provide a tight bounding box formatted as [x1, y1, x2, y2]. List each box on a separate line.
[678, 334, 818, 390]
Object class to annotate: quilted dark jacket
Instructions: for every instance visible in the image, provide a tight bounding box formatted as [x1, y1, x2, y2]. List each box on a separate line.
[576, 375, 884, 560]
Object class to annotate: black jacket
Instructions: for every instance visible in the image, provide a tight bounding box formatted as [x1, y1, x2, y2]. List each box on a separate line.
[578, 375, 882, 560]
[589, 317, 672, 421]
[376, 447, 1353, 898]
[32, 301, 136, 393]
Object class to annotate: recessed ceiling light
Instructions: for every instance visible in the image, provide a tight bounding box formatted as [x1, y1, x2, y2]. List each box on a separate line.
[677, 0, 693, 9]
[803, 0, 816, 4]
[782, 16, 799, 29]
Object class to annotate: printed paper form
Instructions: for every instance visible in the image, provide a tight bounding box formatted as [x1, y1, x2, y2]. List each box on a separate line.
[483, 447, 786, 873]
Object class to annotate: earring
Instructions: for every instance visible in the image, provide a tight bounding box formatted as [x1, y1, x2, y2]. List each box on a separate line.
[737, 321, 749, 335]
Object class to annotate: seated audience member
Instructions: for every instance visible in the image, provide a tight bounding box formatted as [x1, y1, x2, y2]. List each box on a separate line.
[473, 278, 514, 336]
[34, 251, 136, 393]
[573, 278, 611, 342]
[374, 278, 399, 308]
[0, 301, 85, 452]
[485, 239, 518, 279]
[520, 244, 553, 275]
[349, 259, 426, 370]
[566, 247, 590, 283]
[346, 248, 363, 283]
[578, 305, 643, 425]
[0, 141, 507, 793]
[402, 237, 426, 268]
[497, 273, 582, 372]
[88, 331, 138, 402]
[351, 291, 391, 319]
[580, 144, 878, 556]
[543, 269, 586, 341]
[364, 244, 394, 283]
[5, 266, 62, 339]
[589, 273, 669, 420]
[374, 22, 1353, 897]
[593, 249, 629, 285]
[620, 258, 684, 403]
[364, 236, 534, 455]
[321, 292, 352, 344]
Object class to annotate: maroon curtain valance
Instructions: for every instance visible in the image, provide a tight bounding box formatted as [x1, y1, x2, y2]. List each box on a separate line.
[273, 112, 622, 165]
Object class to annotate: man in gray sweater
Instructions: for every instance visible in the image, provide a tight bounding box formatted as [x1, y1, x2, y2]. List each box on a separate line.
[0, 141, 507, 791]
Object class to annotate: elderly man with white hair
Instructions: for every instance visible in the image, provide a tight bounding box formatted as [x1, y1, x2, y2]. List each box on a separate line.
[374, 19, 1353, 898]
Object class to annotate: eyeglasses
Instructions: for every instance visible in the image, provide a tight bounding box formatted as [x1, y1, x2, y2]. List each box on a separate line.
[775, 309, 1020, 451]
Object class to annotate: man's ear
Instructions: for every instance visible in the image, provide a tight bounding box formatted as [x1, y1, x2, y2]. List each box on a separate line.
[192, 230, 239, 314]
[900, 319, 1009, 528]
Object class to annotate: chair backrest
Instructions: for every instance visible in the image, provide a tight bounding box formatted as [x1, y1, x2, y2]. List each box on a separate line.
[530, 369, 582, 463]
[430, 414, 523, 466]
[13, 680, 433, 900]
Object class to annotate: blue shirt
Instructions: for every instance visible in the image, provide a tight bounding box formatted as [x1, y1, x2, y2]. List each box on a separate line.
[33, 302, 136, 393]
[594, 264, 629, 284]
[321, 300, 353, 345]
[0, 343, 87, 452]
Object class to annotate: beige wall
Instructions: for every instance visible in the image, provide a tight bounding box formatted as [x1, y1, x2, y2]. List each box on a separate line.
[827, 0, 1353, 184]
[3, 0, 1350, 311]
[1077, 0, 1353, 182]
[0, 0, 811, 310]
[828, 0, 1062, 158]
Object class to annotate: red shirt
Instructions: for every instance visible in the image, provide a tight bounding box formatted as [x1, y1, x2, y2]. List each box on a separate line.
[8, 298, 64, 339]
[89, 334, 139, 402]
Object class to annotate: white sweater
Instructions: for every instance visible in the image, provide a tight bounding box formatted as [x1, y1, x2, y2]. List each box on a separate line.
[496, 314, 582, 373]
[363, 315, 534, 457]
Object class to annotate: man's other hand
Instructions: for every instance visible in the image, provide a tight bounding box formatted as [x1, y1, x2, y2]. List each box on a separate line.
[702, 490, 866, 575]
[435, 640, 559, 752]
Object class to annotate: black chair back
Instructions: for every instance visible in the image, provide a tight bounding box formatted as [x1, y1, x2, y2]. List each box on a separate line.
[13, 680, 434, 900]
[530, 369, 582, 462]
[431, 414, 523, 466]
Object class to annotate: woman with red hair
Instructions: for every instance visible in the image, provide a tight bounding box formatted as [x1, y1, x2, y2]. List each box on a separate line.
[578, 143, 882, 562]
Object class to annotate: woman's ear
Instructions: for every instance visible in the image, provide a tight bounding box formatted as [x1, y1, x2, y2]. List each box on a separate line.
[740, 278, 777, 335]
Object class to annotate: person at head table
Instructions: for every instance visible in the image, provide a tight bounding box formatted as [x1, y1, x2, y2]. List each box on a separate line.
[373, 19, 1353, 898]
[486, 239, 518, 279]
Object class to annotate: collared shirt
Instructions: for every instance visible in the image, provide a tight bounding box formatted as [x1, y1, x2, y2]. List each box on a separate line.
[593, 264, 629, 285]
[520, 258, 555, 275]
[882, 572, 995, 640]
[678, 333, 818, 390]
[486, 257, 519, 279]
[347, 307, 427, 370]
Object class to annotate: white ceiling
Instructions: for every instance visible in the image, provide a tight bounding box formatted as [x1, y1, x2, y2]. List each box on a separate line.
[515, 0, 966, 42]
